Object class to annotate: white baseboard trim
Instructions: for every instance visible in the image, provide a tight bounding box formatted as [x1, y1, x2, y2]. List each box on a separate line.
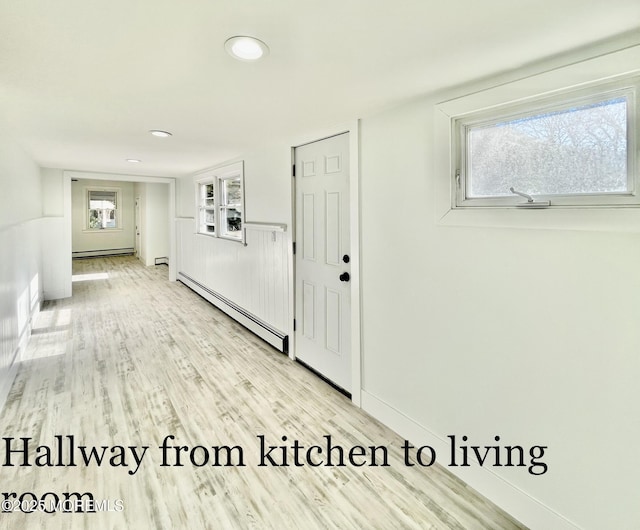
[178, 272, 288, 354]
[360, 390, 580, 530]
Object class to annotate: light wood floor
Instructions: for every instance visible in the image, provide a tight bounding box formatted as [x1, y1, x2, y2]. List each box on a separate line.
[0, 256, 526, 530]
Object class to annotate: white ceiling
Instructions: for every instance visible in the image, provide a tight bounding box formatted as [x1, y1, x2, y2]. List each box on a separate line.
[1, 0, 639, 177]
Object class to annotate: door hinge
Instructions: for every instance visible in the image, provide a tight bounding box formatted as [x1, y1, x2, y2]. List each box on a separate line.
[455, 169, 461, 188]
[293, 241, 296, 255]
[293, 319, 296, 331]
[292, 164, 296, 177]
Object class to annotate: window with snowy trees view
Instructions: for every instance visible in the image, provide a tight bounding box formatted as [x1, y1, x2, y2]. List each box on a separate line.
[455, 79, 638, 208]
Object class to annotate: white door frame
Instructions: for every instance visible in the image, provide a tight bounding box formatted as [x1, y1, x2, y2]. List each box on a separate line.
[290, 121, 362, 406]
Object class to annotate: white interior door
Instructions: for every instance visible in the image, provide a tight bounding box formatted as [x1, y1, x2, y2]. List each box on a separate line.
[295, 133, 351, 392]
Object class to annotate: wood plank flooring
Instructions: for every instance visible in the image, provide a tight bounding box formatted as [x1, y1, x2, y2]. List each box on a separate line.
[0, 256, 526, 530]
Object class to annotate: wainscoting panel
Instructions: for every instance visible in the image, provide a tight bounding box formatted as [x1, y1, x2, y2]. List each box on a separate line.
[0, 218, 42, 411]
[176, 219, 290, 348]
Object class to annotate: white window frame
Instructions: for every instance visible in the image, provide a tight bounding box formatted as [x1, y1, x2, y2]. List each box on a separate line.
[217, 172, 244, 241]
[196, 176, 217, 236]
[434, 44, 640, 233]
[454, 78, 638, 209]
[195, 161, 245, 243]
[86, 187, 121, 231]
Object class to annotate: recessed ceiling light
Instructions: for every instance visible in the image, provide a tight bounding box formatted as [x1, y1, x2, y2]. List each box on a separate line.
[225, 36, 269, 61]
[149, 130, 172, 137]
[126, 159, 141, 163]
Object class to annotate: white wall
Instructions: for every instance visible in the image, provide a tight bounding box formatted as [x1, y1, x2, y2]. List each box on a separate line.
[358, 72, 640, 529]
[41, 168, 72, 300]
[173, 41, 640, 528]
[71, 179, 135, 254]
[134, 182, 170, 266]
[0, 135, 43, 410]
[176, 145, 293, 336]
[176, 147, 292, 223]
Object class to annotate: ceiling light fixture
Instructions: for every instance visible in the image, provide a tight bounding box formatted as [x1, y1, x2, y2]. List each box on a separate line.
[126, 159, 141, 163]
[149, 130, 172, 137]
[225, 36, 269, 61]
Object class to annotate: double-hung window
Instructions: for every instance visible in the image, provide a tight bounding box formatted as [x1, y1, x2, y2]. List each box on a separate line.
[87, 189, 119, 229]
[196, 161, 244, 242]
[453, 76, 638, 208]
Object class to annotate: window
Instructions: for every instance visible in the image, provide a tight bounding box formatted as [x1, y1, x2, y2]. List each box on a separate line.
[196, 161, 244, 242]
[198, 180, 216, 234]
[87, 189, 119, 229]
[453, 77, 638, 208]
[219, 175, 243, 239]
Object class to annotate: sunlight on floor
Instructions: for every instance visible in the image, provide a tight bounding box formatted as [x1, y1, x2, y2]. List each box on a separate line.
[22, 331, 68, 360]
[23, 307, 72, 360]
[33, 307, 72, 330]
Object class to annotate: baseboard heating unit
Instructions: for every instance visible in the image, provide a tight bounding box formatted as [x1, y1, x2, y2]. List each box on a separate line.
[177, 271, 288, 354]
[72, 248, 135, 259]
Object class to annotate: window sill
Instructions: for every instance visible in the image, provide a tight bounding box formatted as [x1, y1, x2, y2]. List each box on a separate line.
[82, 228, 123, 233]
[196, 232, 244, 244]
[219, 234, 244, 243]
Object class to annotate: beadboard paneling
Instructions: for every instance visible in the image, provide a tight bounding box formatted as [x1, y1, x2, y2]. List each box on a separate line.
[0, 218, 41, 410]
[176, 219, 289, 334]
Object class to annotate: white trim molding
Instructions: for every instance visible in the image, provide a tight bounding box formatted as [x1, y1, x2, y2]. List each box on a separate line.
[361, 390, 581, 530]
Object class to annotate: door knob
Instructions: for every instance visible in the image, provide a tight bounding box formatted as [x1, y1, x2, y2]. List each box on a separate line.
[343, 254, 350, 263]
[340, 272, 350, 282]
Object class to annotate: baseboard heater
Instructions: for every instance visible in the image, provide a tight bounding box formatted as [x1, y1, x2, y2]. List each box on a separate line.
[177, 271, 288, 354]
[73, 248, 135, 259]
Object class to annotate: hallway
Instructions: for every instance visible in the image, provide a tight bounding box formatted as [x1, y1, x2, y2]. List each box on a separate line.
[0, 256, 523, 529]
